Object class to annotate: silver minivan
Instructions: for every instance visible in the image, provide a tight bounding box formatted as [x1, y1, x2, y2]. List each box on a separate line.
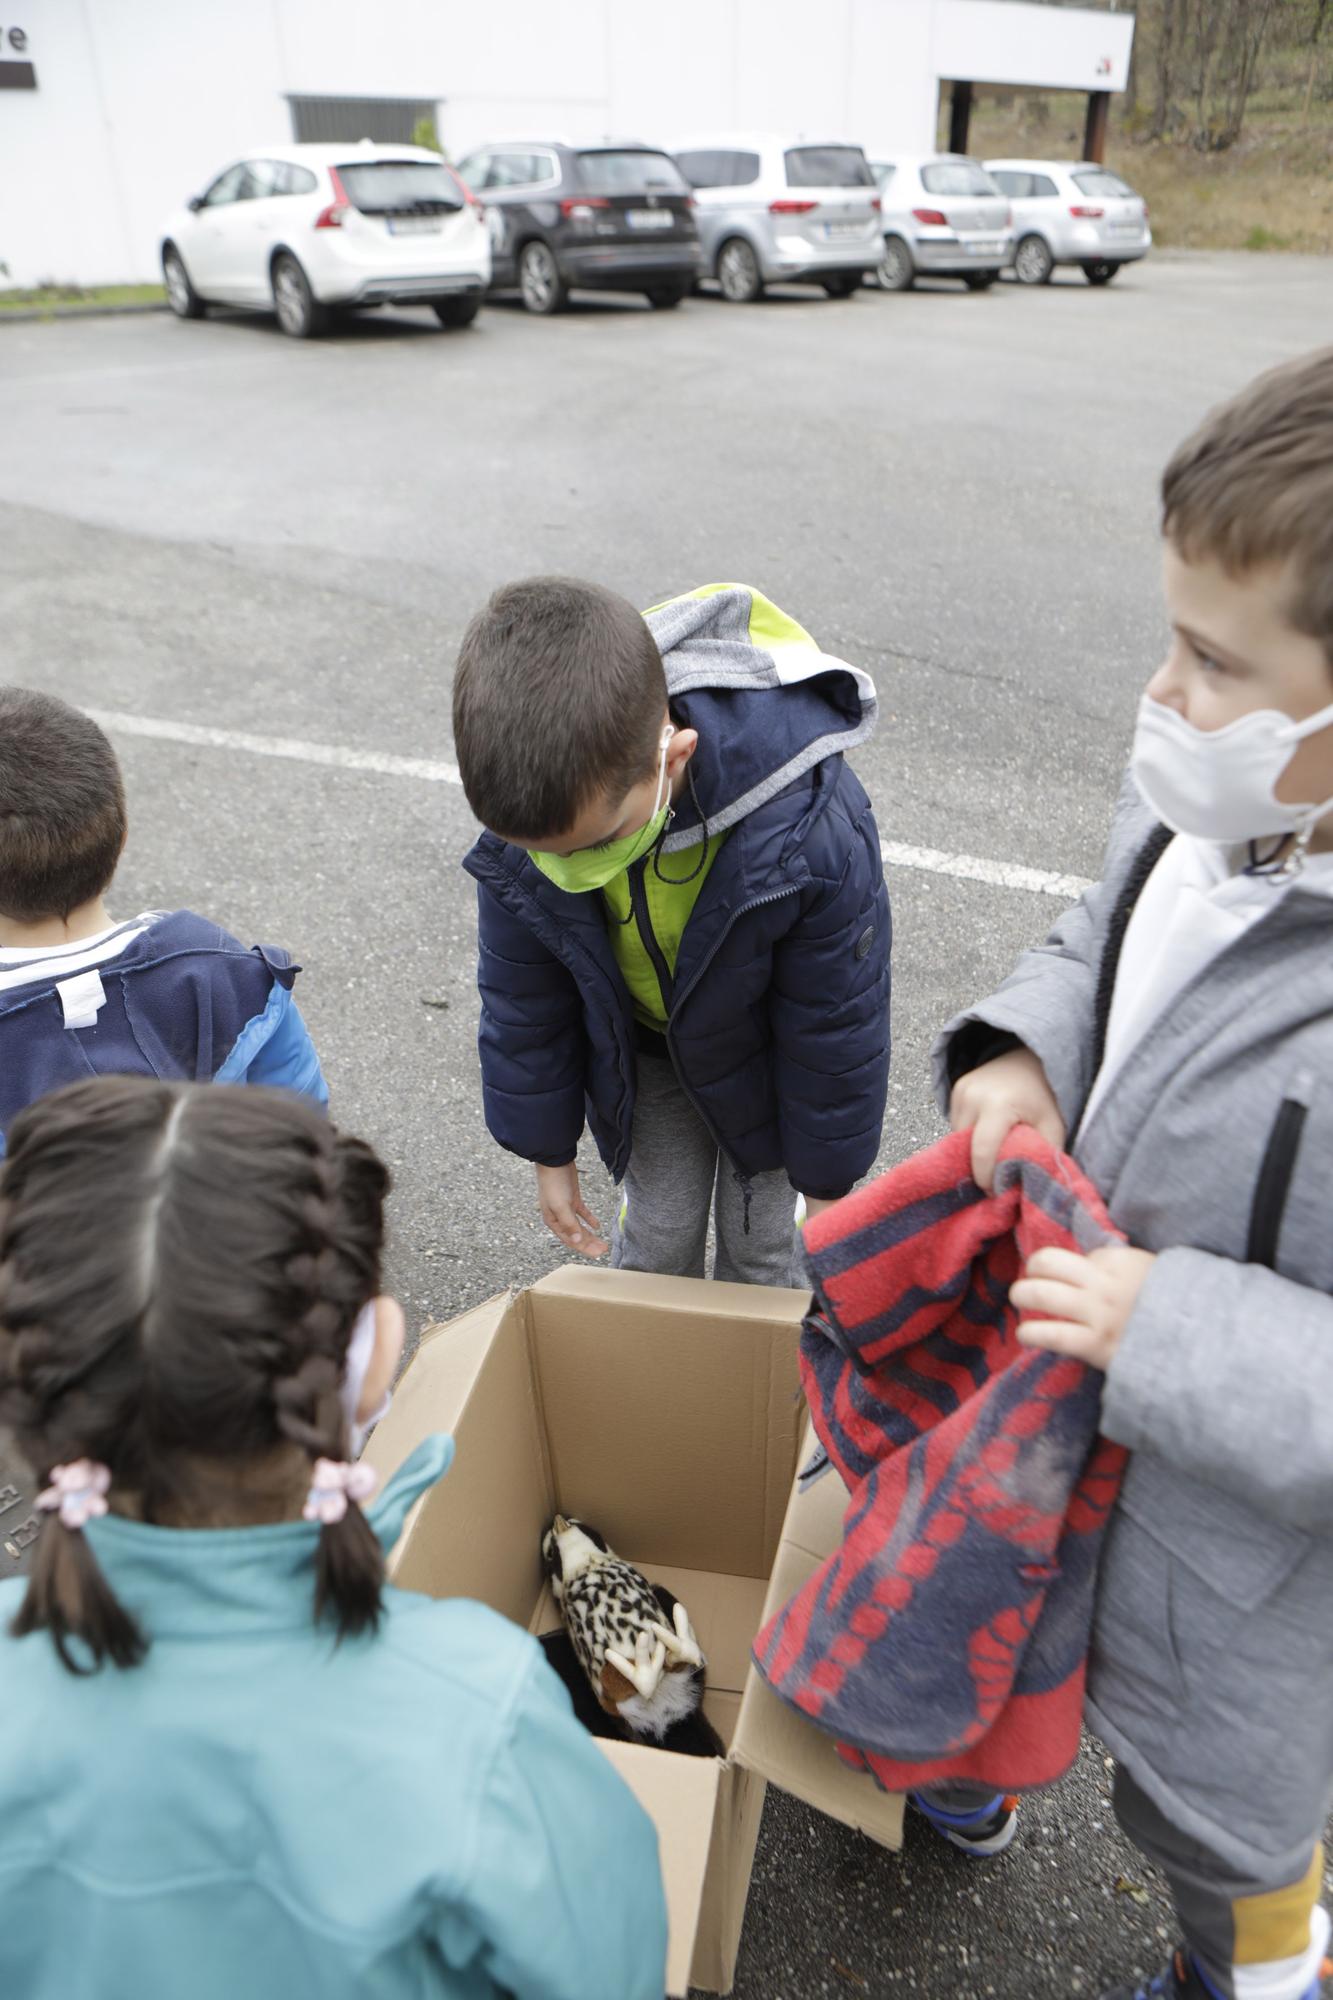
[870, 154, 1012, 291]
[984, 159, 1152, 285]
[671, 134, 881, 302]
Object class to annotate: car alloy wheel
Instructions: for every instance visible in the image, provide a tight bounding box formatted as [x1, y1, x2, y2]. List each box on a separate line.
[1014, 234, 1054, 286]
[876, 237, 914, 292]
[163, 251, 193, 317]
[162, 246, 205, 319]
[272, 254, 321, 337]
[520, 241, 565, 314]
[717, 238, 762, 303]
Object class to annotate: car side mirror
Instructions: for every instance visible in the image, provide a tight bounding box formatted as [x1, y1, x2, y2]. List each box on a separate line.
[187, 194, 205, 213]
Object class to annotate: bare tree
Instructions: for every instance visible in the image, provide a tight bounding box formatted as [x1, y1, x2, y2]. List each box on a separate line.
[1151, 0, 1182, 137]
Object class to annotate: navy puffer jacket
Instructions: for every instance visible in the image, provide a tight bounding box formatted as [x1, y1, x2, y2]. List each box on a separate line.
[462, 586, 891, 1201]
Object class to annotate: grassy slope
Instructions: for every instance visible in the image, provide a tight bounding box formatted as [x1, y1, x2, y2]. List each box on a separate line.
[0, 283, 166, 313]
[945, 91, 1333, 254]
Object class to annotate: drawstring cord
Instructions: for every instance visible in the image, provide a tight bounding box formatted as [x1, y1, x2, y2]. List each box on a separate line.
[1245, 829, 1311, 880]
[652, 763, 710, 885]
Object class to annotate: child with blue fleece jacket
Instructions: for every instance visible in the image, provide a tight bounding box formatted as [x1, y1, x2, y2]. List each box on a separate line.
[453, 579, 892, 1284]
[0, 688, 326, 1153]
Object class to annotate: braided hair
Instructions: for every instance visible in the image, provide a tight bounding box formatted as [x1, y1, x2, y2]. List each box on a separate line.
[0, 1076, 391, 1672]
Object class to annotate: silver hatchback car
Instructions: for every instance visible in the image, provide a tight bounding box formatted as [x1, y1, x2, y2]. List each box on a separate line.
[670, 134, 881, 302]
[870, 154, 1012, 291]
[984, 159, 1152, 285]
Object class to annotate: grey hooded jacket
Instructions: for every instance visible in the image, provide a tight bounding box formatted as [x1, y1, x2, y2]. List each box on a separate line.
[933, 777, 1333, 1882]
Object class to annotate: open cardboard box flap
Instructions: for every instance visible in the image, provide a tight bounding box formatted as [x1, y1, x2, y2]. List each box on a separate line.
[364, 1266, 901, 1994]
[731, 1438, 905, 1848]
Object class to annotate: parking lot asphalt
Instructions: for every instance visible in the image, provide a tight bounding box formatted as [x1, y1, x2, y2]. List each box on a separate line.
[3, 249, 1333, 1997]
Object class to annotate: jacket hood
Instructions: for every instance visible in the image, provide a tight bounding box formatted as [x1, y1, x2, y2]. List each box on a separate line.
[644, 584, 877, 852]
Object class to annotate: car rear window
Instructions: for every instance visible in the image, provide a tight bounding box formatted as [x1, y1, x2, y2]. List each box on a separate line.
[335, 160, 463, 214]
[1072, 168, 1135, 198]
[675, 149, 761, 189]
[785, 146, 874, 188]
[576, 150, 687, 195]
[920, 160, 999, 197]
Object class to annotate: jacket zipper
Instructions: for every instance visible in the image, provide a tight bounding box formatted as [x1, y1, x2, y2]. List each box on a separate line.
[627, 859, 675, 1021]
[664, 882, 801, 1169]
[1246, 1092, 1309, 1270]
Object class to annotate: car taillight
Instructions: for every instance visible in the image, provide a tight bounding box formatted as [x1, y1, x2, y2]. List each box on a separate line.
[1070, 204, 1105, 218]
[1004, 206, 1012, 226]
[560, 197, 611, 222]
[870, 196, 881, 212]
[1142, 201, 1150, 218]
[448, 166, 483, 209]
[911, 207, 948, 226]
[314, 165, 352, 230]
[769, 199, 819, 214]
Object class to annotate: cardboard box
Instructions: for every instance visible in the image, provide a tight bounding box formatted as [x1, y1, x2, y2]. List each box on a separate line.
[364, 1265, 904, 1995]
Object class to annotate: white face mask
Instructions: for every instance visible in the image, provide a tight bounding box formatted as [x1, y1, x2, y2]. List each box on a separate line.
[1130, 691, 1333, 843]
[341, 1300, 391, 1459]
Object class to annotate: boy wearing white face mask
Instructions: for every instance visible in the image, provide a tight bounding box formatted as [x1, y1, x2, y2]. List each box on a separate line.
[936, 349, 1333, 2000]
[453, 578, 891, 1284]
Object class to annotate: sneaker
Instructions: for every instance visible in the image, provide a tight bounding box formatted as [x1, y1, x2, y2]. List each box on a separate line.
[907, 1789, 1020, 1857]
[1100, 1949, 1217, 2000]
[1101, 1946, 1330, 2000]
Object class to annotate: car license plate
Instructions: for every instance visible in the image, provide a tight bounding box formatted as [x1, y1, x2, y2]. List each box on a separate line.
[388, 216, 442, 236]
[1111, 221, 1140, 236]
[627, 209, 674, 230]
[823, 220, 865, 240]
[967, 239, 1002, 255]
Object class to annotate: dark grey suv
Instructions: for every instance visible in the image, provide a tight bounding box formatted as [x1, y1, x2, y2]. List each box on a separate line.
[454, 140, 702, 313]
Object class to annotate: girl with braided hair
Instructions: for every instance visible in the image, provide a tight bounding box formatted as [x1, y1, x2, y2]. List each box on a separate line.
[0, 1075, 667, 2000]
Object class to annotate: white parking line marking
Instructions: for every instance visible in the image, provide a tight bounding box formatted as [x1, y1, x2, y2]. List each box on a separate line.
[87, 708, 462, 786]
[879, 840, 1091, 900]
[89, 707, 1089, 901]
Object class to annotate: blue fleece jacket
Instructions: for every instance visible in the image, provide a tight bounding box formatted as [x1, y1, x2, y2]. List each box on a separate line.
[0, 1437, 667, 2000]
[463, 586, 891, 1200]
[0, 909, 327, 1152]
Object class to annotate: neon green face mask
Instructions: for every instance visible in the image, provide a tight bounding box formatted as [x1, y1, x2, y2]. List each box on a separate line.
[528, 726, 674, 895]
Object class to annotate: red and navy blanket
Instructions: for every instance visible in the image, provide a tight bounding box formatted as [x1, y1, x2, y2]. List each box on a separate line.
[753, 1127, 1127, 1792]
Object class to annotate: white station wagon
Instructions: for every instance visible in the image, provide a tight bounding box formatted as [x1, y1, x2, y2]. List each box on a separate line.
[160, 142, 492, 337]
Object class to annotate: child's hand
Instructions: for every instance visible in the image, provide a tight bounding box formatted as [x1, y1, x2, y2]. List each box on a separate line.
[536, 1163, 609, 1259]
[949, 1046, 1066, 1192]
[1010, 1244, 1156, 1372]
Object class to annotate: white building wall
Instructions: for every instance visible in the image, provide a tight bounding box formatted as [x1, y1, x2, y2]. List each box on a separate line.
[0, 0, 1126, 291]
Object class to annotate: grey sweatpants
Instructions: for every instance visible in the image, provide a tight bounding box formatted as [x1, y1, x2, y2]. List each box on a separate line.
[609, 1052, 805, 1287]
[1112, 1765, 1329, 2000]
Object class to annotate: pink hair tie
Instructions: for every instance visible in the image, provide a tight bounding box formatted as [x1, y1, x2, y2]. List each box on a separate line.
[37, 1459, 112, 1530]
[302, 1458, 378, 1527]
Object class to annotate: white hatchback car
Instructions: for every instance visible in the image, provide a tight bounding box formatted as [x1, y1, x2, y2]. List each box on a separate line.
[160, 143, 492, 337]
[984, 159, 1152, 285]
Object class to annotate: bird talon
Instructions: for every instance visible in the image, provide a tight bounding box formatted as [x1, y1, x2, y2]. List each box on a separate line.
[652, 1604, 704, 1668]
[608, 1634, 667, 1698]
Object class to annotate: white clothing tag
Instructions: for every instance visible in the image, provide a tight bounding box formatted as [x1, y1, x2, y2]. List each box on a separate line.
[57, 969, 107, 1030]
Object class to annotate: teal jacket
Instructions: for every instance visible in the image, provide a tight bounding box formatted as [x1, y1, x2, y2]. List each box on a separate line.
[0, 1437, 667, 2000]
